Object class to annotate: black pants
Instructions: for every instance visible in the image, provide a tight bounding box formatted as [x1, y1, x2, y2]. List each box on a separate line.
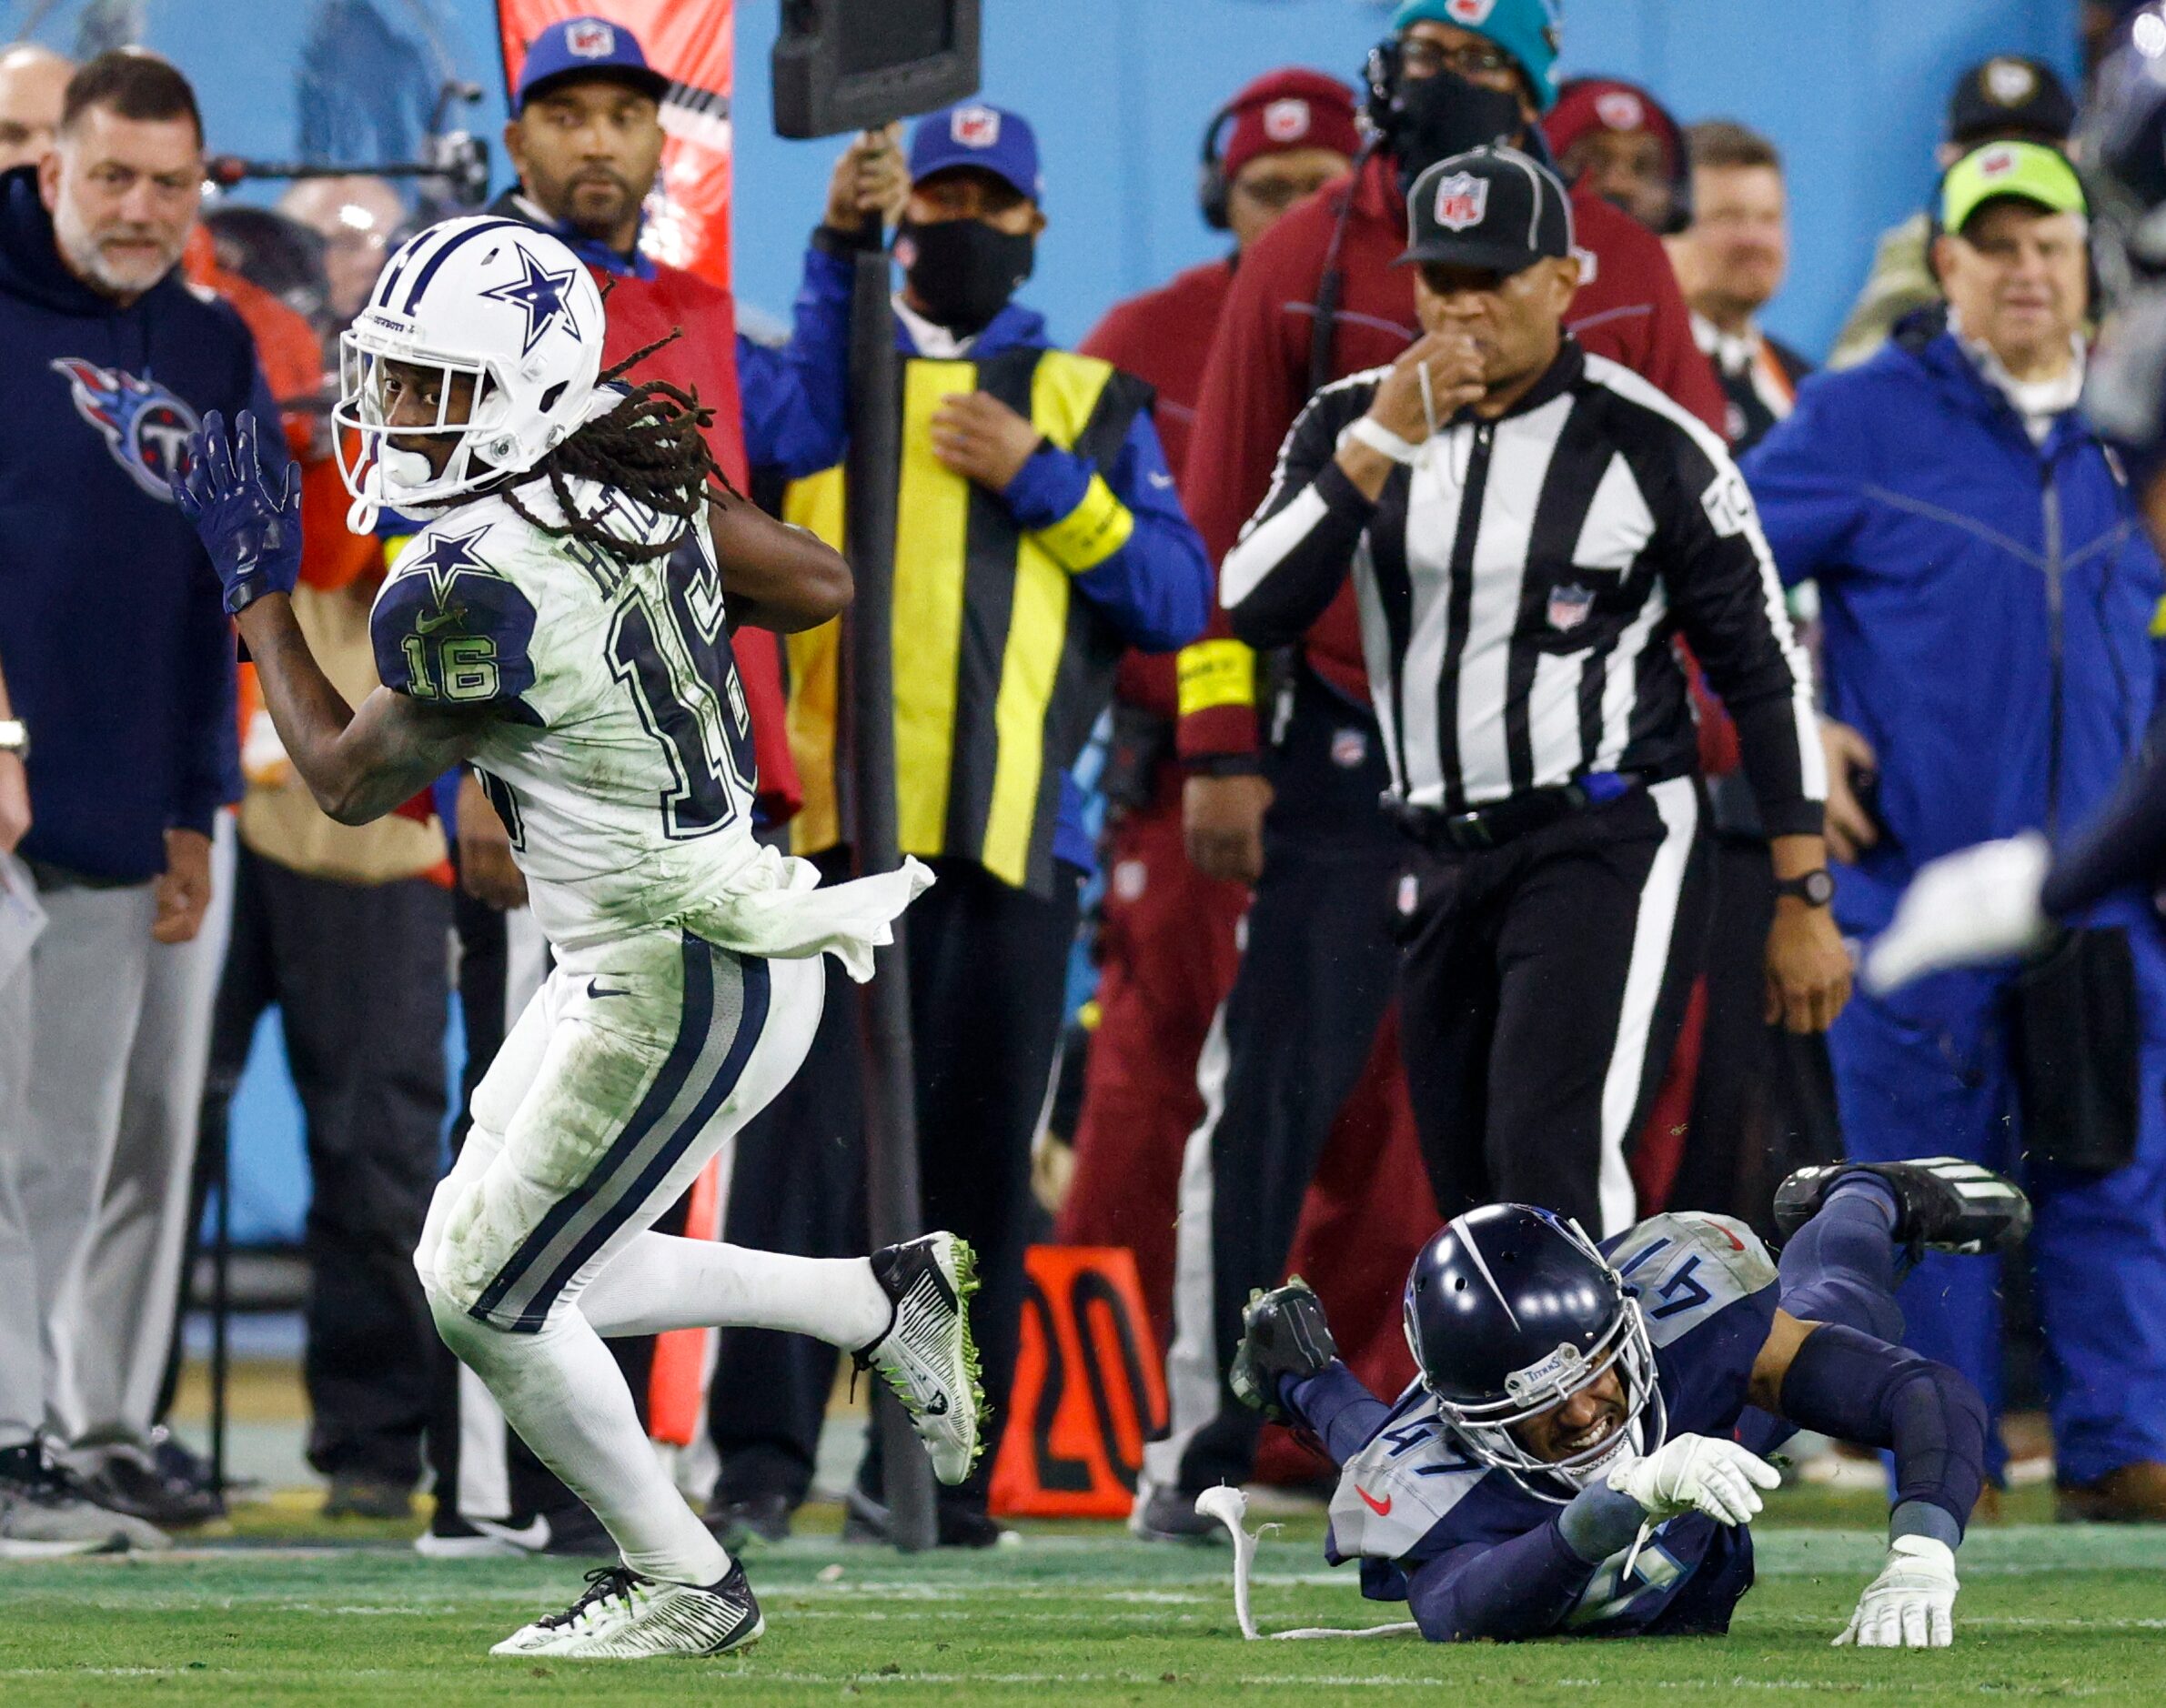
[707, 945, 865, 1512]
[857, 854, 1082, 1513]
[199, 845, 448, 1485]
[1159, 674, 1403, 1496]
[1667, 834, 1842, 1238]
[1396, 777, 1713, 1238]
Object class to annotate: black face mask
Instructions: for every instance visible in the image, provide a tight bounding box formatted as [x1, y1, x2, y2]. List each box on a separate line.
[896, 217, 1035, 337]
[1390, 67, 1527, 193]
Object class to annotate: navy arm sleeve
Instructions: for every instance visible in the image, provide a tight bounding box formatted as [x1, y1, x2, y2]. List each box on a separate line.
[737, 238, 852, 480]
[1278, 1361, 1391, 1465]
[1778, 1322, 1988, 1545]
[1405, 1523, 1608, 1643]
[1217, 377, 1377, 649]
[1002, 408, 1213, 652]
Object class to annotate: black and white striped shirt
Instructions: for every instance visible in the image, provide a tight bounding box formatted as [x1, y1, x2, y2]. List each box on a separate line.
[1221, 342, 1825, 834]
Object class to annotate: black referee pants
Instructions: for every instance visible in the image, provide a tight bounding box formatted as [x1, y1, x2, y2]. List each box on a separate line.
[1395, 776, 1713, 1239]
[1151, 673, 1403, 1498]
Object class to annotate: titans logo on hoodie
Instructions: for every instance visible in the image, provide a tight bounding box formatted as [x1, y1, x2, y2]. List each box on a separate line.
[48, 356, 201, 498]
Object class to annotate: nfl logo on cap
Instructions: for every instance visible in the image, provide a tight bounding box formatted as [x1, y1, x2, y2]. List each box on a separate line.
[566, 19, 615, 57]
[1263, 97, 1311, 143]
[1595, 89, 1646, 131]
[952, 105, 1002, 149]
[1433, 171, 1489, 232]
[1446, 0, 1497, 22]
[1977, 145, 2017, 179]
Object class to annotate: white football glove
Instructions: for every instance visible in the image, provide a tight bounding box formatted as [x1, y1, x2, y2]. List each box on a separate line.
[1835, 1534, 1958, 1649]
[1863, 833, 2052, 994]
[1606, 1433, 1780, 1527]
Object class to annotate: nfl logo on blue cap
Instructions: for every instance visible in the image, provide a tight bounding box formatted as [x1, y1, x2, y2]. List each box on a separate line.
[565, 18, 616, 56]
[908, 101, 1044, 203]
[952, 105, 1002, 149]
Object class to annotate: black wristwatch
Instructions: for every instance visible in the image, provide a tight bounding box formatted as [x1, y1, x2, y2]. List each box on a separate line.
[1774, 869, 1835, 908]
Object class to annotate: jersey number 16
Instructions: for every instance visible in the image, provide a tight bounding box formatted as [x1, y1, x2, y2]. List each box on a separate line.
[607, 532, 759, 839]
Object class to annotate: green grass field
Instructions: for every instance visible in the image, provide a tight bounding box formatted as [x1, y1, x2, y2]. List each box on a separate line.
[5, 1500, 2164, 1706]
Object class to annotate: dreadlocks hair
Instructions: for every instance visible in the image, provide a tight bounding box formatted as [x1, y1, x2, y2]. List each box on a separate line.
[500, 329, 747, 564]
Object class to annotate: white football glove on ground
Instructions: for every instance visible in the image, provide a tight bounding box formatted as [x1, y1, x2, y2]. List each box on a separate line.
[1863, 833, 2051, 993]
[1606, 1433, 1780, 1527]
[1836, 1534, 1958, 1648]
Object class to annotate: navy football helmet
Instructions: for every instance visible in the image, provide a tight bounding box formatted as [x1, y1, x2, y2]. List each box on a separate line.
[1402, 1204, 1666, 1502]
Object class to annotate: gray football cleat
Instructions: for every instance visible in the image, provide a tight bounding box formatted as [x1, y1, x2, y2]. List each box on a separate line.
[1127, 1473, 1229, 1544]
[0, 1442, 170, 1557]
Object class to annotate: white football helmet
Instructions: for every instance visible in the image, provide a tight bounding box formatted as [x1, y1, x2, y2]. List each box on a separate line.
[335, 216, 605, 530]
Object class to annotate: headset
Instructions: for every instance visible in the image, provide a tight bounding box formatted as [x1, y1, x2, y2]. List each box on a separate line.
[1363, 36, 1405, 138]
[1198, 98, 1241, 231]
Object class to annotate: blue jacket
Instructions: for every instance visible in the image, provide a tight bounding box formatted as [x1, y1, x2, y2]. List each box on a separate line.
[0, 168, 255, 882]
[1743, 328, 2162, 938]
[787, 243, 1214, 869]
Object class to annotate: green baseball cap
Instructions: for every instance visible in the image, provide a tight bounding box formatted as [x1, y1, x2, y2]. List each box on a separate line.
[1940, 140, 2087, 236]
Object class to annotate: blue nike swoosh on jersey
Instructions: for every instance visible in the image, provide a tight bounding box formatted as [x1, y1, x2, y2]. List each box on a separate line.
[587, 980, 632, 1000]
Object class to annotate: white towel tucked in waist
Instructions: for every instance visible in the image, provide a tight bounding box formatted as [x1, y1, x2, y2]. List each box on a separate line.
[679, 846, 933, 982]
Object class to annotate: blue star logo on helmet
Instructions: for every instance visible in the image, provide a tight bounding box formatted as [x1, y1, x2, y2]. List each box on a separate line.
[479, 247, 581, 357]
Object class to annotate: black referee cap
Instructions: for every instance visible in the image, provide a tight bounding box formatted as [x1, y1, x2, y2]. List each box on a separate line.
[1399, 146, 1575, 275]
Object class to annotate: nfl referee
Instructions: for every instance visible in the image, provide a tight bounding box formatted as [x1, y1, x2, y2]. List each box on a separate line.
[1224, 147, 1849, 1234]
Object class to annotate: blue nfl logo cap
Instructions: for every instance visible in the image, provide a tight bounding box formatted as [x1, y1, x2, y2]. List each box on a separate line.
[908, 103, 1043, 203]
[1399, 145, 1573, 274]
[515, 15, 672, 114]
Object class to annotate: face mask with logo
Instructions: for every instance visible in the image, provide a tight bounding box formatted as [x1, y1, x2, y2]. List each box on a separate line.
[896, 217, 1035, 337]
[1391, 67, 1526, 193]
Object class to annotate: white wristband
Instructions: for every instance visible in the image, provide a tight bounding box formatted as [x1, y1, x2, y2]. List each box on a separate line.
[1340, 416, 1424, 467]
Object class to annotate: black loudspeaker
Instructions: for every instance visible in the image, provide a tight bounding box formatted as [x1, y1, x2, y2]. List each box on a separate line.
[772, 0, 982, 140]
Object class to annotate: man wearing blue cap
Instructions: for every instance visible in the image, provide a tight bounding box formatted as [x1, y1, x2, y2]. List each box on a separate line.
[737, 102, 1210, 1547]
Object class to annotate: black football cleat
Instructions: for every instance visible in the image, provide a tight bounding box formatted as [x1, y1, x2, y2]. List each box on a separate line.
[1775, 1157, 2031, 1256]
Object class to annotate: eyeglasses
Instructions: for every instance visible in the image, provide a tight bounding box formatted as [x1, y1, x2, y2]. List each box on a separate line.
[1401, 38, 1516, 81]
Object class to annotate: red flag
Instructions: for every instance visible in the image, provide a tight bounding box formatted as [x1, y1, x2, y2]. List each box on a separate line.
[496, 2, 736, 289]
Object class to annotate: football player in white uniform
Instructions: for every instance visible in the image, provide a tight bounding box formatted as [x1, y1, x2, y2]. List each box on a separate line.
[172, 216, 983, 1660]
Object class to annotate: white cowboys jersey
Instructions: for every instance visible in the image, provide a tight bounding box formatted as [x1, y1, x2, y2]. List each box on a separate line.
[372, 477, 763, 952]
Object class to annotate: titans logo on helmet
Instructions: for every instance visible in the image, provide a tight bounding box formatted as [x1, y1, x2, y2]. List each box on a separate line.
[50, 357, 201, 501]
[479, 247, 582, 357]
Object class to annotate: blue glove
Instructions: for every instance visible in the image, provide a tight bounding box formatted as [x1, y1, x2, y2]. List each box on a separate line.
[173, 408, 303, 615]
